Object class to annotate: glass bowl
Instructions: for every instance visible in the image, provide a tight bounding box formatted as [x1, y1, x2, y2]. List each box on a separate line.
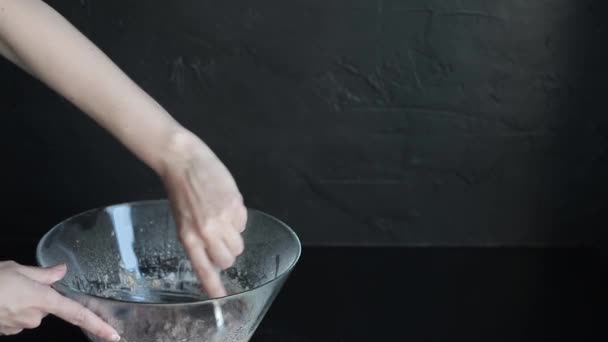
[36, 200, 301, 342]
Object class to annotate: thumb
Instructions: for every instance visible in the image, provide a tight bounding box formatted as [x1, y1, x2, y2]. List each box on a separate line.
[17, 263, 67, 285]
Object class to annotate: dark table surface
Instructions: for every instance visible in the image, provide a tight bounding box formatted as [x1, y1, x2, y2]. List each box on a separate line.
[1, 246, 605, 341]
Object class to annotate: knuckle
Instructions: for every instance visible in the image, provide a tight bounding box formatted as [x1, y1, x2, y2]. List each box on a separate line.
[179, 210, 195, 225]
[238, 204, 247, 218]
[24, 318, 42, 329]
[180, 230, 199, 247]
[231, 206, 247, 232]
[198, 225, 215, 241]
[231, 194, 244, 207]
[236, 240, 245, 255]
[237, 206, 248, 224]
[72, 307, 89, 326]
[218, 255, 235, 270]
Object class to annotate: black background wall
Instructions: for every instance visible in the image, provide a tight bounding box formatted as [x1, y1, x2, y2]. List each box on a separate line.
[1, 0, 607, 248]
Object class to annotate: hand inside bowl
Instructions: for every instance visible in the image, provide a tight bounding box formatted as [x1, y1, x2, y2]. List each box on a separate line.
[159, 131, 247, 298]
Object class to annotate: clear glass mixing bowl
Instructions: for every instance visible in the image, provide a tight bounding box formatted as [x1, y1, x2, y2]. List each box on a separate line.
[36, 200, 301, 342]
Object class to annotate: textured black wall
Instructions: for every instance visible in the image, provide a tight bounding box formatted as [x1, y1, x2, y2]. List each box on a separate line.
[1, 0, 607, 246]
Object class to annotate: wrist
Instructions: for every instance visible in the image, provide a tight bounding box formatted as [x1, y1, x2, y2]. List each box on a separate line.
[154, 129, 217, 178]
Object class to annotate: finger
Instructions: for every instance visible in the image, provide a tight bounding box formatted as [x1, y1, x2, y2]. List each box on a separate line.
[43, 289, 120, 342]
[181, 176, 235, 269]
[0, 328, 23, 335]
[16, 264, 66, 285]
[223, 227, 244, 257]
[17, 310, 45, 330]
[206, 234, 235, 270]
[184, 240, 227, 298]
[232, 205, 248, 233]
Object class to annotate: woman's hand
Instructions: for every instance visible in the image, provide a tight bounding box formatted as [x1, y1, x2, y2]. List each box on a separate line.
[0, 261, 120, 341]
[159, 131, 247, 298]
[0, 0, 246, 300]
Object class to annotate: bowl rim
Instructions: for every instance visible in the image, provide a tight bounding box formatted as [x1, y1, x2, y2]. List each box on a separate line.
[35, 199, 302, 307]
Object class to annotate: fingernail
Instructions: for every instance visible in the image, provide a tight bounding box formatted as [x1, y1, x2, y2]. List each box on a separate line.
[110, 333, 121, 342]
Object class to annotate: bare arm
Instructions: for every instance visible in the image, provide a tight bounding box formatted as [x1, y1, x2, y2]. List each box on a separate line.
[0, 0, 181, 174]
[0, 0, 245, 305]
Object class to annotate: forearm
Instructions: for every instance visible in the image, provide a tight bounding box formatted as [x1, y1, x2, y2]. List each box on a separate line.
[0, 0, 185, 173]
[0, 38, 27, 71]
